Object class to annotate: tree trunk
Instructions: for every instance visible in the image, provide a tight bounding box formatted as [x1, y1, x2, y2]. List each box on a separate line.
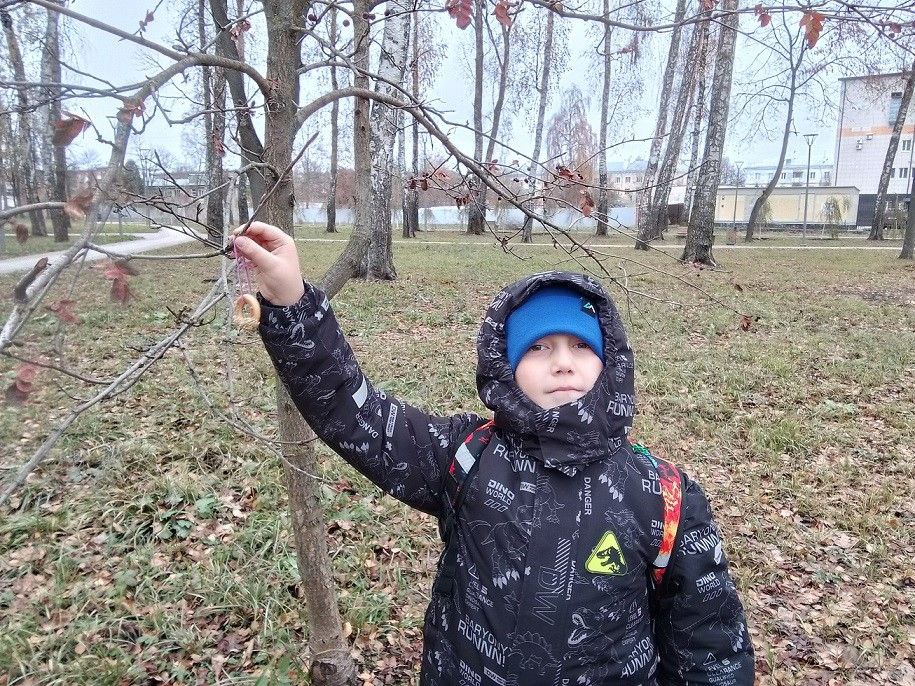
[2, 10, 48, 237]
[683, 25, 711, 225]
[321, 0, 376, 297]
[467, 0, 487, 235]
[327, 7, 339, 233]
[40, 0, 70, 242]
[635, 0, 686, 250]
[403, 16, 420, 239]
[209, 0, 267, 207]
[902, 173, 915, 257]
[363, 0, 411, 280]
[522, 12, 554, 243]
[650, 22, 704, 241]
[200, 0, 225, 240]
[595, 1, 612, 238]
[683, 0, 738, 266]
[262, 2, 356, 683]
[745, 45, 805, 240]
[871, 61, 915, 241]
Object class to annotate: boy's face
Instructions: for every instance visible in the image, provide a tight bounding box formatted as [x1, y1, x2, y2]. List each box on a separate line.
[514, 333, 604, 410]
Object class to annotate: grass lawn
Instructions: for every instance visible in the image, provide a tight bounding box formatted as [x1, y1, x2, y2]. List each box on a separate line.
[1, 236, 913, 684]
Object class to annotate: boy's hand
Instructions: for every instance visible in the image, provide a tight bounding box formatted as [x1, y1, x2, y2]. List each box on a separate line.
[231, 222, 306, 306]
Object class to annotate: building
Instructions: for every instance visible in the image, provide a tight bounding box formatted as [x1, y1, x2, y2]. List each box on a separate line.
[715, 185, 859, 231]
[743, 159, 833, 188]
[835, 72, 915, 226]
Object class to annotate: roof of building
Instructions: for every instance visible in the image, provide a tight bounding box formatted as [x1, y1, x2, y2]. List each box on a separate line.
[838, 71, 907, 82]
[607, 159, 647, 173]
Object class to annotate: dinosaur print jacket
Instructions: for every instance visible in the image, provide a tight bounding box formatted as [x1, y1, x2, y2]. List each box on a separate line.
[258, 271, 754, 686]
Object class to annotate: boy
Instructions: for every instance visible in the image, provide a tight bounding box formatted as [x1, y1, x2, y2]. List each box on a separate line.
[233, 222, 754, 685]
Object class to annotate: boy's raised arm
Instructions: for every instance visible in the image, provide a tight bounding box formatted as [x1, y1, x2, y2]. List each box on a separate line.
[233, 223, 482, 516]
[653, 475, 756, 685]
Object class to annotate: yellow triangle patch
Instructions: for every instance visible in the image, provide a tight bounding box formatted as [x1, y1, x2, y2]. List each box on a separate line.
[585, 530, 627, 575]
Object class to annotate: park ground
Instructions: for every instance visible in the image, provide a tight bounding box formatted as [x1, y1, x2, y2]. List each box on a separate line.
[0, 231, 913, 684]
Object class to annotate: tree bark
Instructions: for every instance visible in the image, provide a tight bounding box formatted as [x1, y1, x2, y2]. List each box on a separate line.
[363, 0, 411, 280]
[327, 7, 340, 234]
[871, 61, 915, 241]
[635, 0, 686, 249]
[683, 0, 738, 266]
[595, 1, 612, 237]
[262, 2, 356, 683]
[2, 10, 48, 237]
[650, 21, 704, 241]
[209, 0, 267, 207]
[522, 11, 555, 243]
[403, 16, 420, 239]
[40, 0, 70, 241]
[744, 43, 805, 240]
[467, 0, 488, 235]
[683, 26, 711, 225]
[902, 175, 915, 257]
[200, 0, 225, 240]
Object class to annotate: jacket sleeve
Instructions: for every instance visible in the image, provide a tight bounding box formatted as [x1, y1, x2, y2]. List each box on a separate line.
[653, 473, 755, 686]
[257, 282, 483, 517]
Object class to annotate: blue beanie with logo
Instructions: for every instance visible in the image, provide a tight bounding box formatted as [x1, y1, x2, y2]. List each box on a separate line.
[505, 286, 604, 371]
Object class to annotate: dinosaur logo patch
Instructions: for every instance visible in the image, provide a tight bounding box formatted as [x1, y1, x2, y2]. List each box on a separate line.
[585, 530, 627, 575]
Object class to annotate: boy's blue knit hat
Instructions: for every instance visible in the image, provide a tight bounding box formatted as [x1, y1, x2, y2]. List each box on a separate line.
[505, 286, 604, 371]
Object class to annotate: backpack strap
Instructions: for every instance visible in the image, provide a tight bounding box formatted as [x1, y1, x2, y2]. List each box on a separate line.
[631, 443, 684, 588]
[433, 419, 496, 597]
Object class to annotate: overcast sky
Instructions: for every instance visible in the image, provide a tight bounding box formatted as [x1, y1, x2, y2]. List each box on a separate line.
[56, 0, 844, 174]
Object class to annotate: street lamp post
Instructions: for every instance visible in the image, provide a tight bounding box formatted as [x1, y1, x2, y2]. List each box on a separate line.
[802, 133, 817, 238]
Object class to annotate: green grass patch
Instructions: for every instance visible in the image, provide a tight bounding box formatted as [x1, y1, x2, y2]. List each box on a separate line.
[0, 235, 913, 684]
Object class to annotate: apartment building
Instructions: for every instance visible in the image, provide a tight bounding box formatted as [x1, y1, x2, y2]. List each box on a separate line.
[835, 72, 915, 225]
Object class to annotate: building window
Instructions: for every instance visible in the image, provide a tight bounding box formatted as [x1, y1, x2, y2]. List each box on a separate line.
[904, 139, 913, 152]
[625, 176, 630, 183]
[889, 92, 903, 124]
[824, 171, 831, 183]
[901, 167, 909, 179]
[809, 171, 817, 180]
[781, 172, 786, 180]
[892, 168, 896, 178]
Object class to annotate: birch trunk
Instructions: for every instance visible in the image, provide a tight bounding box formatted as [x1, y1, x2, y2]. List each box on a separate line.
[902, 174, 915, 257]
[2, 10, 48, 237]
[683, 0, 739, 266]
[650, 23, 704, 241]
[635, 0, 686, 249]
[871, 62, 915, 241]
[364, 0, 411, 280]
[467, 0, 488, 235]
[40, 0, 70, 241]
[683, 24, 711, 224]
[522, 11, 554, 243]
[327, 7, 340, 233]
[745, 45, 805, 240]
[403, 16, 420, 238]
[595, 0, 612, 237]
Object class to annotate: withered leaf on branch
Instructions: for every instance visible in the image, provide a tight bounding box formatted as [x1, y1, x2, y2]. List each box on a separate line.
[51, 114, 91, 146]
[493, 0, 513, 28]
[579, 190, 595, 218]
[64, 191, 94, 220]
[47, 299, 80, 325]
[800, 11, 825, 48]
[13, 257, 49, 304]
[117, 99, 145, 124]
[445, 0, 472, 29]
[103, 260, 138, 306]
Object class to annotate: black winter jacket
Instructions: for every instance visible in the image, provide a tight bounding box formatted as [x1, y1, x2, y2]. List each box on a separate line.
[259, 271, 754, 686]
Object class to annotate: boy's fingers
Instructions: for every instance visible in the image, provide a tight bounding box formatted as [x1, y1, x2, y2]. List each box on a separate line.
[234, 222, 291, 252]
[233, 235, 276, 268]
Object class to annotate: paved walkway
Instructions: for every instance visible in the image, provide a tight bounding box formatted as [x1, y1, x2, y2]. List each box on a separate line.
[0, 227, 200, 275]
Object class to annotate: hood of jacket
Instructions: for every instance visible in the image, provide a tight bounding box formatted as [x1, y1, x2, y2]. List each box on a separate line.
[476, 271, 635, 475]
